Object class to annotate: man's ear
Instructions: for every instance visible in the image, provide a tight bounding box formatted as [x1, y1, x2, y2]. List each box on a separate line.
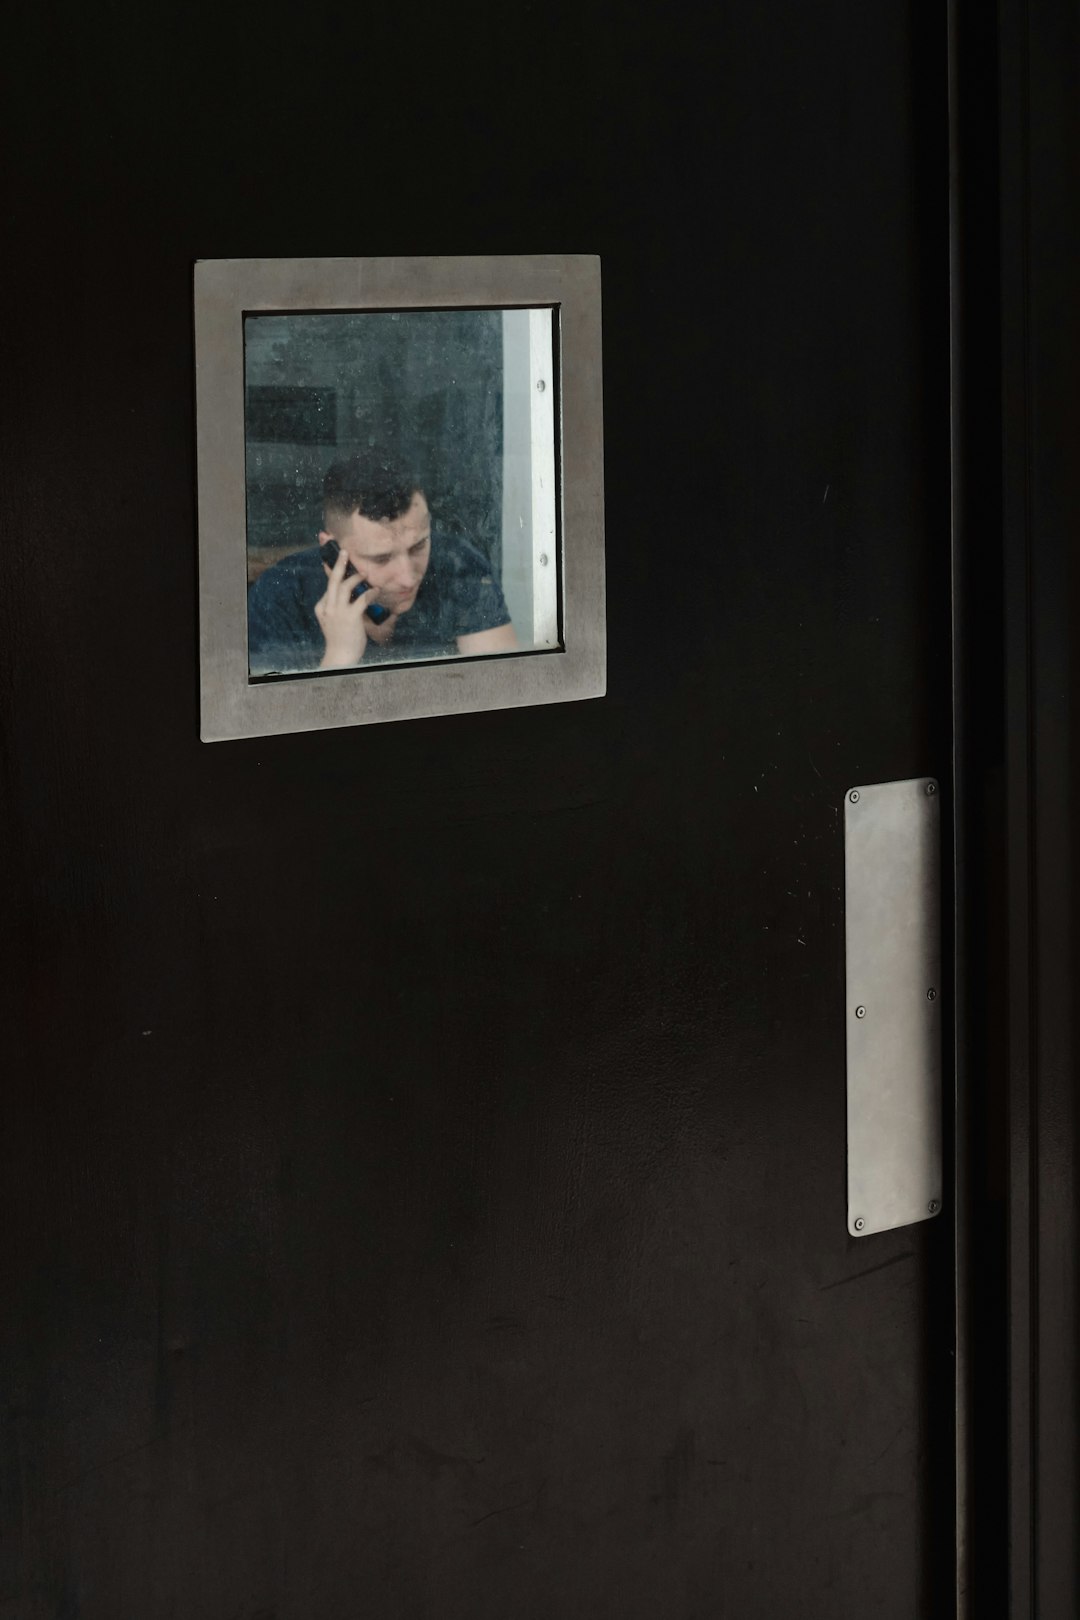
[317, 529, 333, 542]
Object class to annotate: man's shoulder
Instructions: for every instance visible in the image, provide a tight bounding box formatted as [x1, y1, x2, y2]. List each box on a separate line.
[249, 545, 323, 598]
[431, 529, 495, 579]
[247, 546, 324, 669]
[420, 528, 509, 639]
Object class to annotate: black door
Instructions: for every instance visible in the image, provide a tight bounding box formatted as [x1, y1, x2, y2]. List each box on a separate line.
[0, 3, 954, 1615]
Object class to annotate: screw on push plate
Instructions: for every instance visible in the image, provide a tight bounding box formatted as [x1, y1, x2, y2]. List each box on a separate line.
[928, 1201, 939, 1215]
[536, 378, 546, 392]
[926, 782, 937, 795]
[927, 988, 937, 1002]
[539, 553, 549, 567]
[849, 790, 860, 803]
[855, 1005, 866, 1019]
[853, 1218, 866, 1232]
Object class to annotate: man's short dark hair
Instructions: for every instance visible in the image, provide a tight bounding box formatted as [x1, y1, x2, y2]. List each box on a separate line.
[322, 450, 423, 523]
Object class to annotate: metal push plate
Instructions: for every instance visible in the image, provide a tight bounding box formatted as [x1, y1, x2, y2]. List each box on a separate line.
[845, 778, 943, 1237]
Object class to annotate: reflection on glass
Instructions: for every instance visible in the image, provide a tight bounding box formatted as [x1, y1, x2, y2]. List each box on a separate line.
[244, 309, 560, 678]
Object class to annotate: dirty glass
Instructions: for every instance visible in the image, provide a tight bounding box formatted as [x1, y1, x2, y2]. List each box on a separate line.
[243, 308, 560, 679]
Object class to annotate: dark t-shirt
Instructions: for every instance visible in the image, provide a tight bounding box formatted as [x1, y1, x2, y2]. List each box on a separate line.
[247, 531, 511, 675]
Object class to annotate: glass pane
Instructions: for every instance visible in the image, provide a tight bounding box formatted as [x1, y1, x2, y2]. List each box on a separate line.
[243, 308, 561, 679]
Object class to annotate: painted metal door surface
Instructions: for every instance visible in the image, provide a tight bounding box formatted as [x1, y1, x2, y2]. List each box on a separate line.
[0, 2, 954, 1615]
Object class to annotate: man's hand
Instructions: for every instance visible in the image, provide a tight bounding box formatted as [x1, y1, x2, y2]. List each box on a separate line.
[315, 545, 376, 669]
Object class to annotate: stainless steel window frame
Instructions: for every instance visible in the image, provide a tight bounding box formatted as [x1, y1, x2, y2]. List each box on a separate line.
[194, 255, 605, 742]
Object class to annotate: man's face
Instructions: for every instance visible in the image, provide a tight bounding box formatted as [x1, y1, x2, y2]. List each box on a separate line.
[322, 492, 432, 614]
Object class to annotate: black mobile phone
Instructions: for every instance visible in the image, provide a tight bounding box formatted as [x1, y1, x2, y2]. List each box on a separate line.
[318, 540, 390, 624]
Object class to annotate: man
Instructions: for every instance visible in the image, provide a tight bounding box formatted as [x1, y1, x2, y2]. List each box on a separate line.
[247, 451, 519, 675]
